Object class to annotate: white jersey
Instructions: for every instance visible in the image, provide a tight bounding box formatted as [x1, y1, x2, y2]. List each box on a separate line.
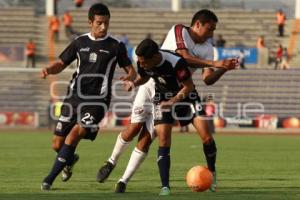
[161, 24, 214, 73]
[131, 24, 214, 135]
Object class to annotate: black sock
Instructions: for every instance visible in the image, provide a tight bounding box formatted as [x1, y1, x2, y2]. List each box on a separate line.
[157, 146, 170, 188]
[53, 148, 75, 166]
[66, 152, 75, 166]
[43, 144, 75, 185]
[203, 140, 217, 172]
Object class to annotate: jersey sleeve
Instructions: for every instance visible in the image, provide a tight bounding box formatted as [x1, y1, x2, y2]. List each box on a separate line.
[174, 58, 191, 82]
[161, 24, 188, 52]
[174, 24, 188, 50]
[116, 42, 132, 68]
[59, 40, 77, 66]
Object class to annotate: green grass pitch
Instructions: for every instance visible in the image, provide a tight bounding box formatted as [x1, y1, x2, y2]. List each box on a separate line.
[0, 130, 300, 200]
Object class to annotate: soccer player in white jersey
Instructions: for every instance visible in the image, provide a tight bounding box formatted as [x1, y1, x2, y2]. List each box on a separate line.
[96, 9, 238, 194]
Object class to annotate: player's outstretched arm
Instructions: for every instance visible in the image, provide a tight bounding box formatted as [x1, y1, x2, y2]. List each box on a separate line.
[177, 49, 238, 70]
[177, 49, 213, 68]
[202, 59, 238, 85]
[40, 59, 67, 79]
[202, 68, 227, 85]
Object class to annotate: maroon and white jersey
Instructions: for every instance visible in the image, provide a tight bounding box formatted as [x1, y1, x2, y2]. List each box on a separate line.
[161, 24, 214, 73]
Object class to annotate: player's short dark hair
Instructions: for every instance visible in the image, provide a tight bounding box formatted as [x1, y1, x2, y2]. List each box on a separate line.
[88, 3, 110, 21]
[191, 9, 218, 26]
[135, 39, 159, 59]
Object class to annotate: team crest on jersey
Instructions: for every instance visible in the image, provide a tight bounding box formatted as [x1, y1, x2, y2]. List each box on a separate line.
[89, 52, 97, 63]
[158, 77, 167, 85]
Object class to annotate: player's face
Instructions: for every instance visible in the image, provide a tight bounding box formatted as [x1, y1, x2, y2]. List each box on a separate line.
[137, 56, 156, 70]
[196, 21, 216, 43]
[89, 15, 110, 38]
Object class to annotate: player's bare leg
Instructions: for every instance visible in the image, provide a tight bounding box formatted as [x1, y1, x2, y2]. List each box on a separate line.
[96, 122, 143, 183]
[192, 116, 217, 192]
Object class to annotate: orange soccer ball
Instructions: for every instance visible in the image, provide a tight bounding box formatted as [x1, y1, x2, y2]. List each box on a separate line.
[186, 166, 213, 192]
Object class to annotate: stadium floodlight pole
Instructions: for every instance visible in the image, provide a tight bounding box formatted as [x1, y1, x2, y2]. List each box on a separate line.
[296, 0, 300, 19]
[171, 0, 181, 12]
[46, 0, 55, 16]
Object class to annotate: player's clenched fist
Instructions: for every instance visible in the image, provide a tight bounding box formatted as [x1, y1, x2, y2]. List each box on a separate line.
[213, 58, 238, 70]
[123, 80, 135, 91]
[223, 58, 239, 70]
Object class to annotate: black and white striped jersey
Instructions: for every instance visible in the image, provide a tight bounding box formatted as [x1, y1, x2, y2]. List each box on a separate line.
[59, 32, 131, 97]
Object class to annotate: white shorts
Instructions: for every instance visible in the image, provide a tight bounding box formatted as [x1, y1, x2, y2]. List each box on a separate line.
[130, 78, 156, 138]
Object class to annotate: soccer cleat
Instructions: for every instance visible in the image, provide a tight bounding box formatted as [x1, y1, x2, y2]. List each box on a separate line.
[209, 171, 217, 192]
[96, 161, 115, 183]
[41, 182, 51, 191]
[61, 153, 79, 182]
[159, 187, 171, 196]
[115, 181, 127, 193]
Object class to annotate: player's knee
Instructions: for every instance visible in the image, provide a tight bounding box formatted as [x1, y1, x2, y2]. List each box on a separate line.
[136, 144, 149, 153]
[121, 131, 133, 142]
[158, 136, 171, 147]
[202, 135, 213, 145]
[136, 138, 152, 153]
[52, 137, 64, 152]
[203, 139, 217, 155]
[122, 123, 143, 141]
[52, 142, 61, 152]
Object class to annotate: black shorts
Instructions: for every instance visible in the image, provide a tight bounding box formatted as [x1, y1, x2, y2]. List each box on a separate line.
[154, 90, 206, 126]
[54, 95, 109, 141]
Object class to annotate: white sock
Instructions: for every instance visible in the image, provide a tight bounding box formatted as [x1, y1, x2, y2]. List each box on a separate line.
[108, 133, 131, 165]
[119, 147, 147, 184]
